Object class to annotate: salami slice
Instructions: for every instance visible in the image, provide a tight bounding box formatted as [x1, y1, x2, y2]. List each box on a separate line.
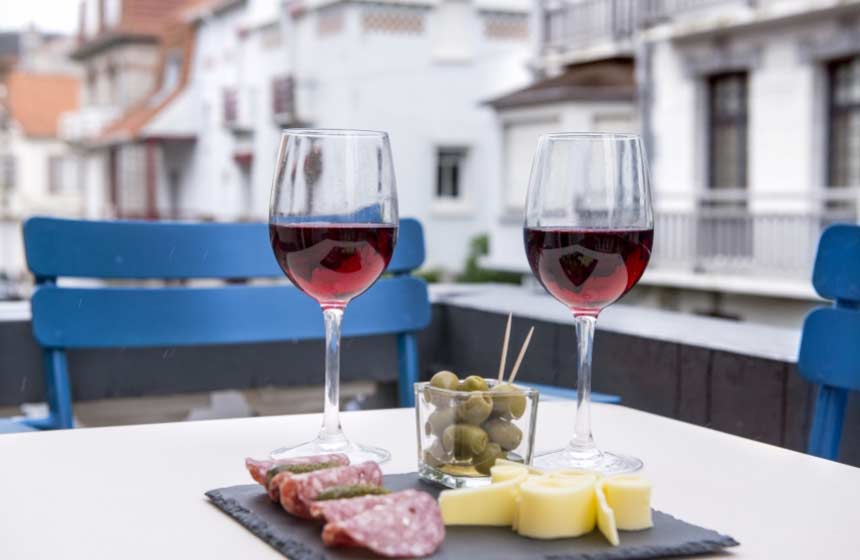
[321, 490, 445, 558]
[309, 493, 394, 523]
[244, 454, 349, 500]
[280, 461, 383, 519]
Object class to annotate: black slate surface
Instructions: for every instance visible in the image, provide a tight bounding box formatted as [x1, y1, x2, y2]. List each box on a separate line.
[206, 473, 739, 560]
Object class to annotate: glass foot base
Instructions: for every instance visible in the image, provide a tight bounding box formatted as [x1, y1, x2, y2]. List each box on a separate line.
[270, 435, 391, 464]
[533, 447, 642, 474]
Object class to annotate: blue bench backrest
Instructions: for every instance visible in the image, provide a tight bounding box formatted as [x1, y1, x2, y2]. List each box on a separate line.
[22, 217, 430, 428]
[798, 224, 860, 459]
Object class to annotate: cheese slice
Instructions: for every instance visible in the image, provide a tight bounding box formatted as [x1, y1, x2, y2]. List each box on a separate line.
[595, 480, 620, 546]
[439, 470, 528, 526]
[490, 463, 529, 483]
[548, 469, 598, 482]
[602, 475, 653, 530]
[516, 474, 598, 539]
[495, 458, 545, 475]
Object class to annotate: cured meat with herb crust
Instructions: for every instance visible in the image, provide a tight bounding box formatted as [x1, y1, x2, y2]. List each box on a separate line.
[244, 454, 349, 501]
[279, 461, 383, 519]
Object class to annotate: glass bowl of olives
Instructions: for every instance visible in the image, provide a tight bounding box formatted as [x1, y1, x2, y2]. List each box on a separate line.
[415, 371, 539, 488]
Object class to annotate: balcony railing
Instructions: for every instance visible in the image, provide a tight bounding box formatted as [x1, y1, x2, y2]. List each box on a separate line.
[542, 0, 794, 53]
[638, 0, 751, 24]
[58, 106, 121, 142]
[652, 188, 860, 280]
[542, 0, 637, 51]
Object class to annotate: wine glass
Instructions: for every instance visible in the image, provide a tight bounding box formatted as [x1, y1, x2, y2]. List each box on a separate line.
[269, 129, 398, 464]
[523, 133, 653, 474]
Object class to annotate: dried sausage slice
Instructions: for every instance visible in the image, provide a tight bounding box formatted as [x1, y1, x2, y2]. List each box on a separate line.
[280, 461, 383, 519]
[321, 490, 445, 557]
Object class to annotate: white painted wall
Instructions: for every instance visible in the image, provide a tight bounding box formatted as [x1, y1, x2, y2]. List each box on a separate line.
[648, 15, 846, 209]
[165, 0, 531, 271]
[0, 125, 85, 280]
[176, 0, 285, 222]
[293, 1, 532, 269]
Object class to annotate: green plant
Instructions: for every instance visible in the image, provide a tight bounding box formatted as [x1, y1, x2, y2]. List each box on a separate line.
[458, 234, 522, 284]
[415, 267, 444, 284]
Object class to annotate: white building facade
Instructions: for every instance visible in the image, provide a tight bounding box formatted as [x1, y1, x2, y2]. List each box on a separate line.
[485, 0, 860, 325]
[78, 0, 533, 272]
[174, 0, 534, 270]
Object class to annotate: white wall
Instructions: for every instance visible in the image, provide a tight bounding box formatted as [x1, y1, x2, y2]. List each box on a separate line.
[7, 129, 84, 217]
[173, 0, 531, 271]
[287, 1, 531, 270]
[644, 13, 850, 285]
[0, 127, 85, 279]
[178, 0, 285, 222]
[648, 15, 845, 209]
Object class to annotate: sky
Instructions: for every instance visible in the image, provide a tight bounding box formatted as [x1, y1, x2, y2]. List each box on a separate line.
[0, 0, 80, 35]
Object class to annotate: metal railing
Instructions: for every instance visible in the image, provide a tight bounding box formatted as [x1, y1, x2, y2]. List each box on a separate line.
[638, 0, 751, 25]
[541, 0, 792, 52]
[542, 0, 637, 51]
[651, 188, 860, 279]
[58, 106, 121, 142]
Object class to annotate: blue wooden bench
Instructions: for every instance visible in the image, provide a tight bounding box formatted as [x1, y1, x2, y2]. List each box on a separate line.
[12, 217, 430, 431]
[798, 224, 860, 460]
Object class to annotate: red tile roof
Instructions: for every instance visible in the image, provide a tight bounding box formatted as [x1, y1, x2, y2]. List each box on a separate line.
[3, 72, 79, 138]
[73, 0, 208, 58]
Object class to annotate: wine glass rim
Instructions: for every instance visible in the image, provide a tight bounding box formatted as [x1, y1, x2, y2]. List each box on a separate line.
[280, 128, 388, 138]
[541, 132, 640, 141]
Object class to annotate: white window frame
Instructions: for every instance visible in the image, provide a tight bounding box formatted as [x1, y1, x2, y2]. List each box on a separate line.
[432, 146, 472, 217]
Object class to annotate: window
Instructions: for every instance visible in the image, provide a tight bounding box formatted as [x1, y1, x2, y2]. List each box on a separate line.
[435, 148, 466, 200]
[828, 56, 860, 187]
[223, 88, 238, 125]
[708, 72, 748, 189]
[0, 155, 15, 190]
[48, 156, 63, 194]
[272, 76, 294, 117]
[47, 156, 77, 195]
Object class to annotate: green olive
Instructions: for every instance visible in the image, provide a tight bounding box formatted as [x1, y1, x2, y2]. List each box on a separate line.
[472, 443, 506, 475]
[456, 393, 493, 425]
[426, 370, 460, 406]
[459, 375, 489, 392]
[483, 418, 523, 451]
[427, 406, 457, 436]
[423, 439, 449, 467]
[441, 424, 488, 460]
[430, 370, 460, 391]
[490, 383, 527, 419]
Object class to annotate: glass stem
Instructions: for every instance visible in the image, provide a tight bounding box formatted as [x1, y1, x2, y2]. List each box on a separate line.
[320, 307, 345, 441]
[571, 314, 600, 459]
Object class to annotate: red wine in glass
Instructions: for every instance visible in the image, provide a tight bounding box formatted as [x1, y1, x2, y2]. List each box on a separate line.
[270, 223, 397, 307]
[524, 227, 653, 316]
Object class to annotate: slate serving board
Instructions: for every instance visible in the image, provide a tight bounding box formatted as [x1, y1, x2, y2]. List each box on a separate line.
[206, 473, 738, 560]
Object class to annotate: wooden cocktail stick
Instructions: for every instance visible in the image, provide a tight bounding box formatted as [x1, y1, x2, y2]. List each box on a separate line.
[507, 326, 534, 384]
[497, 313, 512, 382]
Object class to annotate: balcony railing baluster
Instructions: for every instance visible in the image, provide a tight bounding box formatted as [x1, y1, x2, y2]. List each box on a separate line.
[651, 188, 860, 280]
